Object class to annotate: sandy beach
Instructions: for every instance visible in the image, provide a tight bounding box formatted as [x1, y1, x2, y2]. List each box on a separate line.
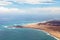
[24, 23, 60, 40]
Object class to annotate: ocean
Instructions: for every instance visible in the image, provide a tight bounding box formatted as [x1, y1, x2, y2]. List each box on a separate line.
[0, 21, 57, 40]
[0, 14, 59, 40]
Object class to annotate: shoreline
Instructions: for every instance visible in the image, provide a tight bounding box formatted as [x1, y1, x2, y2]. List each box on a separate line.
[2, 22, 60, 40]
[39, 30, 59, 40]
[24, 22, 60, 40]
[29, 28, 59, 40]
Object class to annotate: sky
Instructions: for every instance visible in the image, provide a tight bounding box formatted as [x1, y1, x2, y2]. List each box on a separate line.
[0, 0, 60, 21]
[0, 0, 60, 13]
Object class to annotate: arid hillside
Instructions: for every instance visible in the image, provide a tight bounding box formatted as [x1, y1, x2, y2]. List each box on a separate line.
[25, 20, 60, 39]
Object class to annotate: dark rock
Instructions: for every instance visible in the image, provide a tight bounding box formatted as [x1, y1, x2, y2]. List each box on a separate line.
[46, 20, 60, 26]
[38, 20, 60, 26]
[14, 25, 23, 28]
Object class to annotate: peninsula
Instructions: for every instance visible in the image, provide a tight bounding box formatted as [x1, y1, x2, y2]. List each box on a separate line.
[24, 20, 60, 39]
[7, 20, 60, 39]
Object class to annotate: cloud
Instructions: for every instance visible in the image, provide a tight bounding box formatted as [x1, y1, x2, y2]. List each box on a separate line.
[0, 7, 26, 13]
[22, 0, 55, 4]
[26, 7, 60, 14]
[2, 0, 55, 4]
[0, 1, 12, 6]
[0, 6, 60, 14]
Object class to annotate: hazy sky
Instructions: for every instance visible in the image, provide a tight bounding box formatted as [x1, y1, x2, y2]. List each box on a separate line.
[0, 0, 60, 20]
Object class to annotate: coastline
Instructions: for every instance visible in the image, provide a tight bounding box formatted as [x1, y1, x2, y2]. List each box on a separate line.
[24, 23, 60, 40]
[39, 30, 59, 40]
[2, 22, 60, 40]
[28, 28, 59, 40]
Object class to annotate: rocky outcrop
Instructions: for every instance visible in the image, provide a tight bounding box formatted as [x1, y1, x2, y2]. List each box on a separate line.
[38, 20, 60, 26]
[13, 25, 23, 28]
[46, 20, 60, 26]
[7, 25, 24, 28]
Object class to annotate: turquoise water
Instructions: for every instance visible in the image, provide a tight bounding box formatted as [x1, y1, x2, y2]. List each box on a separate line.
[0, 27, 57, 40]
[0, 20, 57, 40]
